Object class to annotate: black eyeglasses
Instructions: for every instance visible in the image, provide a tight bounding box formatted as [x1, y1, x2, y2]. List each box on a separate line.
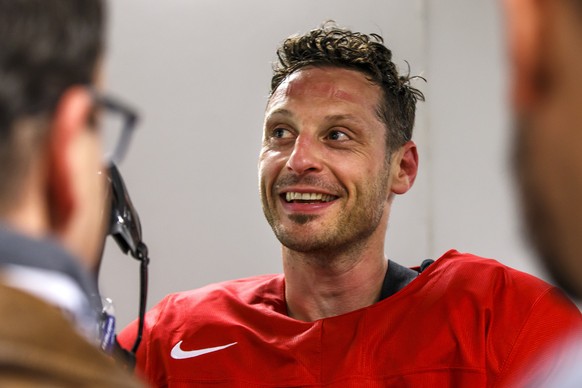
[89, 88, 139, 165]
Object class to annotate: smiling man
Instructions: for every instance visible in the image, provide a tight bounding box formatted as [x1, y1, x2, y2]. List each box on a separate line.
[119, 22, 581, 387]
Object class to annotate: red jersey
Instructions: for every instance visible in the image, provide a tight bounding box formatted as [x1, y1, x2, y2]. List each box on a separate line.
[118, 250, 582, 387]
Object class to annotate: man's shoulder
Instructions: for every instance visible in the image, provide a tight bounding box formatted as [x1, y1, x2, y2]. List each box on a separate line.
[118, 274, 288, 369]
[417, 249, 576, 311]
[168, 273, 283, 298]
[430, 249, 553, 290]
[154, 274, 285, 315]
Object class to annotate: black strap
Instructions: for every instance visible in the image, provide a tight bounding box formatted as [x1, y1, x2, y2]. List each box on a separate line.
[379, 259, 435, 301]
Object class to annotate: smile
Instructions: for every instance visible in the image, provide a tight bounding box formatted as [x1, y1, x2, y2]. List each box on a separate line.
[284, 192, 337, 203]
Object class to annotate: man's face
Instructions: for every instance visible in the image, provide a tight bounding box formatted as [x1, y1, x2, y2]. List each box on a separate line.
[514, 59, 582, 299]
[259, 67, 397, 254]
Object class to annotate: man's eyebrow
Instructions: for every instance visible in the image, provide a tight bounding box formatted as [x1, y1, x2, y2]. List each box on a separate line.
[324, 114, 364, 124]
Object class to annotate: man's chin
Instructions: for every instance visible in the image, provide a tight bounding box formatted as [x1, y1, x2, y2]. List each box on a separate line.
[275, 230, 323, 253]
[273, 224, 339, 254]
[288, 213, 317, 225]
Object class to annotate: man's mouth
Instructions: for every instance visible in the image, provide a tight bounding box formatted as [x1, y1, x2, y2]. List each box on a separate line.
[284, 192, 338, 203]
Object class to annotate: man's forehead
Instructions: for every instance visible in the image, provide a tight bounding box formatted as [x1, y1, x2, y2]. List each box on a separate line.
[268, 67, 378, 109]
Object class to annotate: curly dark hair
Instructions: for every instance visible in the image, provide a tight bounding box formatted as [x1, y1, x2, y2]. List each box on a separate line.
[270, 22, 425, 152]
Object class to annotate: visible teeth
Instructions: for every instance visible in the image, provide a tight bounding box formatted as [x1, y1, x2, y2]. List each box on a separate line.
[285, 192, 334, 202]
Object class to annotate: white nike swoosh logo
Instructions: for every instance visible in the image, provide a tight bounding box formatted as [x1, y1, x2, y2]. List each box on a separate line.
[170, 340, 238, 360]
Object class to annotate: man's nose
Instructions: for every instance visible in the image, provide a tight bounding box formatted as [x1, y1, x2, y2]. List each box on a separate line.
[286, 135, 323, 174]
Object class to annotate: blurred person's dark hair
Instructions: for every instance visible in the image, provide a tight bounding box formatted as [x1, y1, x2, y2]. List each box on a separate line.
[0, 0, 105, 208]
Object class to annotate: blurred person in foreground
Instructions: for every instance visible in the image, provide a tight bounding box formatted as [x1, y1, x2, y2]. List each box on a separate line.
[505, 0, 582, 386]
[120, 22, 581, 387]
[0, 0, 143, 386]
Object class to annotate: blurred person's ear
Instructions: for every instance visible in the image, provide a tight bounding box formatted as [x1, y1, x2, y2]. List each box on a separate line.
[46, 87, 93, 233]
[503, 0, 546, 112]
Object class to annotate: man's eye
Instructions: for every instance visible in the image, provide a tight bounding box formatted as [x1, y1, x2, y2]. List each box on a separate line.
[327, 130, 349, 141]
[273, 128, 291, 138]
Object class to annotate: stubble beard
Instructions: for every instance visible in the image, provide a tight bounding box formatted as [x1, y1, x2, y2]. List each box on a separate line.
[261, 169, 391, 257]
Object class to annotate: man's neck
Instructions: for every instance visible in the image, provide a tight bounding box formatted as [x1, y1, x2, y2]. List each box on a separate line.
[282, 244, 388, 322]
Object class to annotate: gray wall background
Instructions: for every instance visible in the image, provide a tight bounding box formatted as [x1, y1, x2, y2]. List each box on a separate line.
[99, 0, 544, 329]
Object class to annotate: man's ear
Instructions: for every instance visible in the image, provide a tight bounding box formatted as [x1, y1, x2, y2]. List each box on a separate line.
[503, 0, 545, 112]
[390, 141, 418, 195]
[47, 87, 92, 232]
